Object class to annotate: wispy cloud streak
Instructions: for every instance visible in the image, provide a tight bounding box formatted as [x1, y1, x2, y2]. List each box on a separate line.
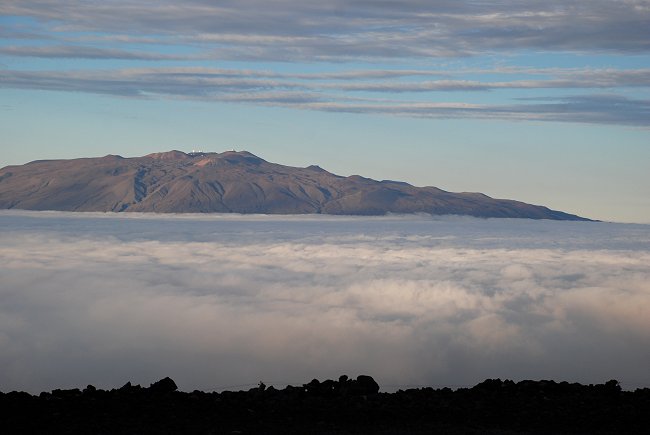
[2, 1, 649, 58]
[2, 2, 649, 127]
[0, 45, 193, 60]
[1, 67, 649, 126]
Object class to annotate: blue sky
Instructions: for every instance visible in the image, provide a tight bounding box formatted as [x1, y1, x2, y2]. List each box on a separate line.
[1, 1, 649, 222]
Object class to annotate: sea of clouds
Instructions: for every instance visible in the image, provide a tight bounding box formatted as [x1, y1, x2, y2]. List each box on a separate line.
[1, 210, 649, 393]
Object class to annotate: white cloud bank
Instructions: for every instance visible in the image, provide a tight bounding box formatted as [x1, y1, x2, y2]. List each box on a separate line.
[1, 211, 649, 393]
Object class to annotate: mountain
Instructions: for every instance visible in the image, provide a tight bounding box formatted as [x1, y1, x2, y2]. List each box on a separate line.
[0, 150, 589, 220]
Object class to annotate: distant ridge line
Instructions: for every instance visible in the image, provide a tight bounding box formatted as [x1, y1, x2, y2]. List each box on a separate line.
[0, 150, 591, 220]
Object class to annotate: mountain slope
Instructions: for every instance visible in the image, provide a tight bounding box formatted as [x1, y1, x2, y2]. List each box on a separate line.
[0, 150, 589, 220]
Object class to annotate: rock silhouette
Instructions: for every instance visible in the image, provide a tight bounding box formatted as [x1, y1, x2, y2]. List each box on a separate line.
[148, 377, 178, 394]
[2, 376, 649, 434]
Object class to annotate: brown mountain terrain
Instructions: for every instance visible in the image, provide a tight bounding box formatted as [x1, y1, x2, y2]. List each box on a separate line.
[0, 150, 588, 219]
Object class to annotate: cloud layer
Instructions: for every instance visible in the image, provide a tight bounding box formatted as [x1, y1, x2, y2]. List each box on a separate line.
[1, 211, 649, 393]
[2, 1, 649, 126]
[2, 67, 649, 126]
[3, 1, 650, 58]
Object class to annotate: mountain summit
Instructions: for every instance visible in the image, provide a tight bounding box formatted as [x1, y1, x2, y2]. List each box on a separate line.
[0, 150, 588, 220]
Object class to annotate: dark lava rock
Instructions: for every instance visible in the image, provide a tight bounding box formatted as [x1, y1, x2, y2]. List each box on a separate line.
[1, 375, 649, 434]
[149, 376, 178, 394]
[354, 374, 380, 395]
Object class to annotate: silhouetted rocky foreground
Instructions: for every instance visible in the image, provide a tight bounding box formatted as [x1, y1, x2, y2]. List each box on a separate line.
[2, 375, 649, 434]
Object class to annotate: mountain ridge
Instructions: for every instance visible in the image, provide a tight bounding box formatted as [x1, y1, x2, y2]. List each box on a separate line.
[0, 150, 590, 220]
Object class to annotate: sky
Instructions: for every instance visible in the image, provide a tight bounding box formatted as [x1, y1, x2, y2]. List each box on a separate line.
[0, 1, 649, 222]
[1, 211, 649, 393]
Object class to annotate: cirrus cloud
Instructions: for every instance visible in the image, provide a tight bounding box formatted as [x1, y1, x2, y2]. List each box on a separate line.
[1, 67, 649, 126]
[2, 1, 649, 59]
[2, 1, 649, 127]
